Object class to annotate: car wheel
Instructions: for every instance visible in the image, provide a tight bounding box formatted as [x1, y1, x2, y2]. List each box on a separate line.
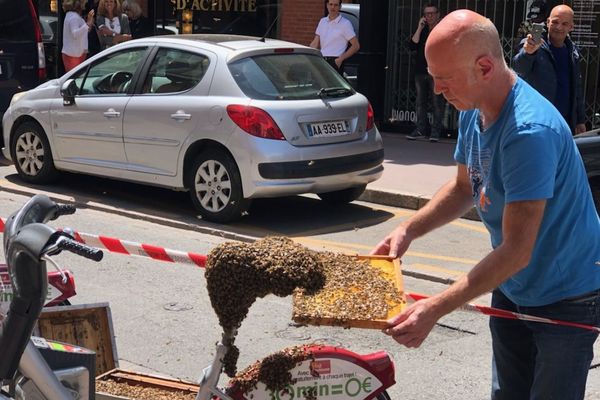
[11, 121, 59, 184]
[188, 149, 250, 223]
[317, 185, 366, 204]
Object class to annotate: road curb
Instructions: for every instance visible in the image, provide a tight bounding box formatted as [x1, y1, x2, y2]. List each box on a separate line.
[360, 188, 481, 221]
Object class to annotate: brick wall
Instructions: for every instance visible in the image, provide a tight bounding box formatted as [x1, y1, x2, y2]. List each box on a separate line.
[279, 0, 324, 46]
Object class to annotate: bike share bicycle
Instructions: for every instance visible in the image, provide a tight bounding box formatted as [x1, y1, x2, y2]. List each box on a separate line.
[0, 195, 396, 400]
[0, 195, 102, 400]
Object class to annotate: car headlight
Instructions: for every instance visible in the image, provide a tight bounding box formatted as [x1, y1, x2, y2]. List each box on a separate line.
[9, 91, 28, 107]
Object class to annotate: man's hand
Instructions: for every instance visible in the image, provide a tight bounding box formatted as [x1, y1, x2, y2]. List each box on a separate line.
[383, 296, 440, 348]
[419, 16, 426, 28]
[523, 34, 543, 54]
[370, 224, 412, 259]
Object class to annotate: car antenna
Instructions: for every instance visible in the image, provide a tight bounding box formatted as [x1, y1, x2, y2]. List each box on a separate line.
[259, 15, 279, 42]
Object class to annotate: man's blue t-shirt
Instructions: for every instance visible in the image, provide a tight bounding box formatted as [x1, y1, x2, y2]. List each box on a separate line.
[454, 78, 600, 306]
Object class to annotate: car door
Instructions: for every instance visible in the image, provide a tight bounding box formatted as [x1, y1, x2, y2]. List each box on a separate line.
[50, 47, 148, 169]
[122, 46, 213, 176]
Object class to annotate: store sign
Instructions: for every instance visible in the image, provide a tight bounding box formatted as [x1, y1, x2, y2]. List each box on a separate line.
[174, 0, 257, 12]
[571, 0, 600, 49]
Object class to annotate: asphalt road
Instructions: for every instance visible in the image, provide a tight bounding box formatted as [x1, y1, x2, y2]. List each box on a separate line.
[0, 168, 599, 398]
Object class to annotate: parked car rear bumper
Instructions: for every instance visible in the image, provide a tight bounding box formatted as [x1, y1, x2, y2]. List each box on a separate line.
[258, 149, 383, 179]
[248, 162, 383, 198]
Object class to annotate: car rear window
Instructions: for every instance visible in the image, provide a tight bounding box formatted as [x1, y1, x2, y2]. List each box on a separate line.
[229, 53, 353, 100]
[0, 0, 36, 41]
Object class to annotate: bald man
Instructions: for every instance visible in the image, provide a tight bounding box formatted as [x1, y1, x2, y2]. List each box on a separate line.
[513, 5, 586, 134]
[372, 9, 600, 399]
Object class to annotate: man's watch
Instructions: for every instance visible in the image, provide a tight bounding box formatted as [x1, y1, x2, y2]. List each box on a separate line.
[112, 32, 116, 37]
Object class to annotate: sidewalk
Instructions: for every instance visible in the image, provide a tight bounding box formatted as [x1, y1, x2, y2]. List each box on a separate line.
[360, 131, 480, 220]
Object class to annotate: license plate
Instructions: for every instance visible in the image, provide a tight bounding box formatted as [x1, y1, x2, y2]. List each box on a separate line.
[308, 120, 350, 137]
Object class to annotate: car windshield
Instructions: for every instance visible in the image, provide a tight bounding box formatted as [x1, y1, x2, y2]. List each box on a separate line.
[229, 53, 354, 100]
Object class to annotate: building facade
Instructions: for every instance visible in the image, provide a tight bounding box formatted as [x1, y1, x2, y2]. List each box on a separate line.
[36, 0, 600, 133]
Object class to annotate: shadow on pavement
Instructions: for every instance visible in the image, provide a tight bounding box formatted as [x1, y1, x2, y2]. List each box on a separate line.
[2, 171, 394, 238]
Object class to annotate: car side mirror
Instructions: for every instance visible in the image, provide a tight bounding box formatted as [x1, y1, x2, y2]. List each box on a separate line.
[60, 79, 79, 106]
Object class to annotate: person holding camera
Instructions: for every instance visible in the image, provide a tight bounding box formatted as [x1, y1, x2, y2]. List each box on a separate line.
[513, 5, 586, 135]
[406, 3, 446, 142]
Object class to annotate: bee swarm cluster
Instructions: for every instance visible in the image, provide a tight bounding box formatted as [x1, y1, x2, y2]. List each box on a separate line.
[205, 236, 404, 388]
[204, 237, 325, 376]
[293, 253, 405, 325]
[227, 345, 314, 396]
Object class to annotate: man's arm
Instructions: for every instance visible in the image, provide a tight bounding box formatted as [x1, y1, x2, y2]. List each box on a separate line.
[372, 164, 473, 258]
[512, 36, 542, 75]
[309, 35, 320, 50]
[384, 198, 546, 348]
[411, 18, 426, 44]
[336, 36, 359, 66]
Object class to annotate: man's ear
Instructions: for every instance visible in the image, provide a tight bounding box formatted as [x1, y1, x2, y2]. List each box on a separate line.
[476, 55, 494, 80]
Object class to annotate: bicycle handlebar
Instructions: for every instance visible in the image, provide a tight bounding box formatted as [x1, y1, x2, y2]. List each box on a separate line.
[55, 236, 103, 262]
[55, 204, 76, 218]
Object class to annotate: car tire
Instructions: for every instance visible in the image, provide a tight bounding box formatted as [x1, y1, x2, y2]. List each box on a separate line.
[317, 185, 366, 204]
[11, 121, 59, 184]
[187, 149, 250, 223]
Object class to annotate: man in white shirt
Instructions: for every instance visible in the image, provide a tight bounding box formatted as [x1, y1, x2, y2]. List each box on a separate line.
[310, 0, 360, 72]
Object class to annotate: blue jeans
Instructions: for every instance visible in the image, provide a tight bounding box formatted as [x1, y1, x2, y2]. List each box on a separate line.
[490, 289, 600, 400]
[414, 73, 445, 137]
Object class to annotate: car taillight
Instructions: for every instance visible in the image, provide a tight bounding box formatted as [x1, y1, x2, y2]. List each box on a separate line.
[37, 43, 47, 80]
[367, 102, 375, 131]
[227, 105, 285, 140]
[28, 0, 46, 80]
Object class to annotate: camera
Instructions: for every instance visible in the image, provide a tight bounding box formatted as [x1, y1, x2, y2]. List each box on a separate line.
[530, 22, 545, 43]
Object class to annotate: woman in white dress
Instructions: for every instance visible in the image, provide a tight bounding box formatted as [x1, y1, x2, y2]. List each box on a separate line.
[62, 0, 94, 72]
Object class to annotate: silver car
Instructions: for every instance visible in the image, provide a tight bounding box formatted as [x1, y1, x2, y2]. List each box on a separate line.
[2, 35, 383, 223]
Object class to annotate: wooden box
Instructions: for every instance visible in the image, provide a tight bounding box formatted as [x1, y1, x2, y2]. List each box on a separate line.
[38, 302, 118, 376]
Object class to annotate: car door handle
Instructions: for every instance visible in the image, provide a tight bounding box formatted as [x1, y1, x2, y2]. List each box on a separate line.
[171, 111, 191, 121]
[103, 108, 121, 118]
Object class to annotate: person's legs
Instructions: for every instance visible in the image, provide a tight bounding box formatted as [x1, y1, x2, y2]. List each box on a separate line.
[490, 290, 536, 400]
[408, 73, 430, 140]
[524, 290, 600, 400]
[430, 75, 446, 142]
[62, 54, 80, 72]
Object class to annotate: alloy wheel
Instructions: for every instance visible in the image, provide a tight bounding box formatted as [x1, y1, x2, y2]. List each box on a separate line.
[194, 159, 232, 213]
[15, 131, 45, 177]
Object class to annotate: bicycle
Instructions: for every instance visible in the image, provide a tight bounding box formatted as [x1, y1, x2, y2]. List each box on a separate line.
[0, 194, 396, 400]
[0, 194, 103, 400]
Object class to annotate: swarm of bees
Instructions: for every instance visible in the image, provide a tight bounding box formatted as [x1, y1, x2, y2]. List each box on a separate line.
[293, 253, 405, 326]
[205, 236, 404, 382]
[205, 237, 325, 376]
[226, 345, 314, 396]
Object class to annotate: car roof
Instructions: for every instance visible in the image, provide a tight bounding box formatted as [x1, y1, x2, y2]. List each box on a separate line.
[120, 34, 320, 61]
[341, 3, 360, 16]
[133, 34, 307, 51]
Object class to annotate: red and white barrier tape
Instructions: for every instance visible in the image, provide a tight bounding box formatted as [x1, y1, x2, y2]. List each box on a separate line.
[0, 217, 207, 268]
[406, 293, 600, 333]
[1, 217, 598, 332]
